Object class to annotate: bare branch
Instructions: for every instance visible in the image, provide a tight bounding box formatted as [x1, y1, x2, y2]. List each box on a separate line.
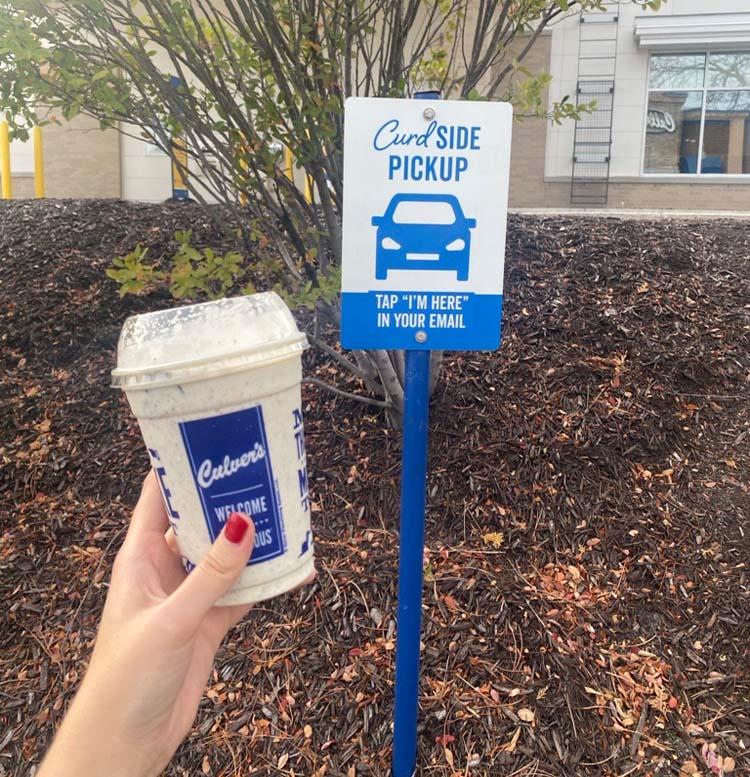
[306, 333, 381, 389]
[304, 377, 392, 409]
[2, 0, 616, 416]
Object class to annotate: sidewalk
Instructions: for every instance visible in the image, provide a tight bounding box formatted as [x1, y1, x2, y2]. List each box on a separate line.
[510, 207, 750, 220]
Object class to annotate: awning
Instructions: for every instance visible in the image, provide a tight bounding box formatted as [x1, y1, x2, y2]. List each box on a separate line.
[634, 13, 750, 51]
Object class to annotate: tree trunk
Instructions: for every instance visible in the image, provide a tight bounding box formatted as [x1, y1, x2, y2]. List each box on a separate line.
[334, 347, 443, 429]
[312, 300, 443, 427]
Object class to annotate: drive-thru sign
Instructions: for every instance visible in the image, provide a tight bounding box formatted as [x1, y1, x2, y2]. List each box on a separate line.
[340, 94, 513, 777]
[341, 96, 513, 351]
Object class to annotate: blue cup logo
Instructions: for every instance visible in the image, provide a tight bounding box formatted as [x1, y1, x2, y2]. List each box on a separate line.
[179, 405, 286, 563]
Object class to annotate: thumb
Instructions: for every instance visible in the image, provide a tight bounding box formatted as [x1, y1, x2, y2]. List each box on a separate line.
[169, 512, 255, 624]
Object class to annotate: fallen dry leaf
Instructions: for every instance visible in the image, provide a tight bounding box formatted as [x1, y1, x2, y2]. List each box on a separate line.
[501, 727, 521, 753]
[482, 532, 504, 548]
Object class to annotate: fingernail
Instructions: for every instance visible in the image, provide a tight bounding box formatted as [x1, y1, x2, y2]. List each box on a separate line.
[225, 512, 250, 544]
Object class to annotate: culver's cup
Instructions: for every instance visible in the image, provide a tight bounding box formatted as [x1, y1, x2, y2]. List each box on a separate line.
[112, 292, 314, 606]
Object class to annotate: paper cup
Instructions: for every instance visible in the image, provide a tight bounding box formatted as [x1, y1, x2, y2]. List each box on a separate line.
[112, 292, 314, 605]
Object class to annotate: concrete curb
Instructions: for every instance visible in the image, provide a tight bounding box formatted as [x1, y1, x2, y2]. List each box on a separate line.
[510, 208, 750, 221]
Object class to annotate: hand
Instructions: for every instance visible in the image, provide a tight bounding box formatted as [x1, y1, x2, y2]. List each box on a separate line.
[39, 470, 258, 777]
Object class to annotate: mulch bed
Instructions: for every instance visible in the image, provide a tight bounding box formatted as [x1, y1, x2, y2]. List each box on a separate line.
[1, 199, 749, 777]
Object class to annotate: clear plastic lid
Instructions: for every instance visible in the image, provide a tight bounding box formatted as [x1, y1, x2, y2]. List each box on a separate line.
[111, 292, 307, 390]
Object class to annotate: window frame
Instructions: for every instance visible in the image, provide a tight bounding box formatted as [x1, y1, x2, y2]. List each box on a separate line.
[641, 50, 750, 178]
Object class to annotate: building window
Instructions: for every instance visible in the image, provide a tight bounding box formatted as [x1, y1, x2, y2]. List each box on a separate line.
[644, 52, 750, 175]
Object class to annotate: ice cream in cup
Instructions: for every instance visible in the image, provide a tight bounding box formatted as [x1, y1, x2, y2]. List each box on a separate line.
[112, 292, 314, 605]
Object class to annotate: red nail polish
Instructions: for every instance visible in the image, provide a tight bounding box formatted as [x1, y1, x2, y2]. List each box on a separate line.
[225, 512, 249, 544]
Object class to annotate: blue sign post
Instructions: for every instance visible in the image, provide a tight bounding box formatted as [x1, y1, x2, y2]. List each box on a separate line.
[340, 93, 513, 776]
[392, 353, 431, 776]
[391, 91, 438, 777]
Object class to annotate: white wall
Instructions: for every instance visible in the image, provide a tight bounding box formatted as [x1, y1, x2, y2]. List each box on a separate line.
[117, 0, 750, 198]
[118, 43, 225, 204]
[546, 10, 582, 180]
[120, 124, 172, 202]
[9, 133, 34, 174]
[120, 122, 227, 203]
[545, 0, 750, 181]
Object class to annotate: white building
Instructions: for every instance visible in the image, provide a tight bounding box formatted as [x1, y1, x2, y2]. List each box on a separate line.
[4, 0, 750, 211]
[514, 0, 750, 209]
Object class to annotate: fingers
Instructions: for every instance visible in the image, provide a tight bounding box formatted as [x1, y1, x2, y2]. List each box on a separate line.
[300, 570, 317, 587]
[291, 570, 317, 593]
[209, 602, 255, 638]
[167, 513, 255, 630]
[164, 527, 180, 556]
[208, 569, 317, 638]
[126, 470, 169, 543]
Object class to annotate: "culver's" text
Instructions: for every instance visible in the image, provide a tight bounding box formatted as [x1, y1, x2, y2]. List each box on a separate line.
[197, 442, 266, 489]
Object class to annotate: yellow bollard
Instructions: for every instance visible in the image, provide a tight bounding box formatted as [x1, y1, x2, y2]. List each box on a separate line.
[239, 166, 248, 206]
[238, 138, 248, 206]
[284, 144, 312, 204]
[284, 146, 294, 181]
[33, 127, 45, 198]
[171, 135, 189, 200]
[301, 134, 314, 204]
[0, 121, 12, 200]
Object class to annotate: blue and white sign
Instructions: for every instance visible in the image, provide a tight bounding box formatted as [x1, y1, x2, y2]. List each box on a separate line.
[341, 97, 513, 351]
[179, 405, 286, 564]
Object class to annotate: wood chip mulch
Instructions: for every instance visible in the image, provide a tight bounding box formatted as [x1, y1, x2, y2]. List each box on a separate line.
[1, 199, 749, 777]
